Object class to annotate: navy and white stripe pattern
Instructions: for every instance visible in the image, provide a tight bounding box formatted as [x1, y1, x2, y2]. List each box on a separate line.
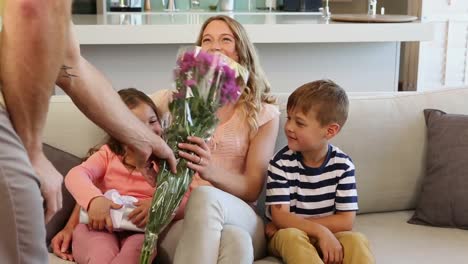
[265, 144, 358, 220]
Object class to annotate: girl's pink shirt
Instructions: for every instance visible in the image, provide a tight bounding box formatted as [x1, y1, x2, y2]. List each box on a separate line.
[65, 145, 189, 219]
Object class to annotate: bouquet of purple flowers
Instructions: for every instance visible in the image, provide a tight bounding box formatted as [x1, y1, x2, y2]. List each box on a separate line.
[139, 46, 248, 264]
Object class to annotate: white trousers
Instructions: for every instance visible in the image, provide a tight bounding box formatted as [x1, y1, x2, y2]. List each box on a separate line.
[158, 186, 266, 264]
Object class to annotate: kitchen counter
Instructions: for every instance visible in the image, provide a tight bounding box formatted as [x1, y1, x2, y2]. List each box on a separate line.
[73, 13, 433, 45]
[70, 13, 433, 94]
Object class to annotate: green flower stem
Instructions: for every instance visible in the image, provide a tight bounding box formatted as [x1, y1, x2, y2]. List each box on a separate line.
[139, 97, 218, 264]
[139, 160, 192, 264]
[139, 47, 244, 264]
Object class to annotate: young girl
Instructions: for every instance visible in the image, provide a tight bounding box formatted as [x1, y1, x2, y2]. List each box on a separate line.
[63, 88, 188, 264]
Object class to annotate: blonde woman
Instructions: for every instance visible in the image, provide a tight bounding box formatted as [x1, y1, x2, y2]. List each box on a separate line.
[156, 15, 280, 264]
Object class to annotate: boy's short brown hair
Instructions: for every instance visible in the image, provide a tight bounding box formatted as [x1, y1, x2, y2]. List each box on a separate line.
[287, 80, 349, 127]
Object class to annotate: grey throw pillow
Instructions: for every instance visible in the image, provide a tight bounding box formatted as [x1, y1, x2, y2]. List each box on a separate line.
[43, 143, 82, 245]
[408, 109, 468, 229]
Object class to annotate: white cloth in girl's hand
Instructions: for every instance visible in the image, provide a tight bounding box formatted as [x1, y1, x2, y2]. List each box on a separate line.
[79, 189, 144, 232]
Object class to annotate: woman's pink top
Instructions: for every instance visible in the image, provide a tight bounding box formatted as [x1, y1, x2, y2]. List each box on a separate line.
[65, 145, 189, 219]
[152, 90, 280, 189]
[191, 102, 280, 188]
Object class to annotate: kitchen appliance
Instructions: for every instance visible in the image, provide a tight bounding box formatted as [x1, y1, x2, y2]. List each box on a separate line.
[219, 0, 235, 11]
[283, 0, 322, 12]
[163, 0, 177, 11]
[368, 0, 377, 15]
[265, 0, 277, 10]
[109, 0, 142, 12]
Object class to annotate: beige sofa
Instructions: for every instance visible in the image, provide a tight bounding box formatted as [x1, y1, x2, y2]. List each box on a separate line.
[47, 88, 468, 264]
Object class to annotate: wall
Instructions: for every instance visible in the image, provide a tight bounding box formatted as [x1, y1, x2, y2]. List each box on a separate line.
[416, 0, 468, 90]
[54, 42, 400, 95]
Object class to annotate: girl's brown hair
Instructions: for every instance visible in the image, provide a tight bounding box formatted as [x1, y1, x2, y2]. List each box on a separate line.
[85, 88, 160, 160]
[196, 15, 276, 135]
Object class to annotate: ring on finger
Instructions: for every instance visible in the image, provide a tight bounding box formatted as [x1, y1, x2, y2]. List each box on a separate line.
[197, 156, 203, 164]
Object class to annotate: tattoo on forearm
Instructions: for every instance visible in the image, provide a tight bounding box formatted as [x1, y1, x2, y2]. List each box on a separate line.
[60, 65, 78, 79]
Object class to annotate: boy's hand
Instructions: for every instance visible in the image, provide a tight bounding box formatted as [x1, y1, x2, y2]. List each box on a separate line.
[317, 227, 343, 264]
[87, 196, 122, 232]
[265, 222, 279, 239]
[128, 199, 151, 228]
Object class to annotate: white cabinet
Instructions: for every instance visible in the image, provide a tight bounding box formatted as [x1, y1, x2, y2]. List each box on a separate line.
[412, 0, 468, 91]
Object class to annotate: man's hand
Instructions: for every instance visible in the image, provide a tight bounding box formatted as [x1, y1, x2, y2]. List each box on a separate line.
[316, 227, 343, 264]
[30, 152, 63, 223]
[51, 225, 74, 261]
[87, 196, 122, 232]
[128, 199, 152, 228]
[130, 133, 177, 185]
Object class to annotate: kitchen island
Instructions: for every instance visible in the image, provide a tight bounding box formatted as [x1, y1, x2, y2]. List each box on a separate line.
[72, 12, 433, 93]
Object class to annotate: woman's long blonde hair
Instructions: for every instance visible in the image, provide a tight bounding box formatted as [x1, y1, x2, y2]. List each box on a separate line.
[196, 15, 276, 135]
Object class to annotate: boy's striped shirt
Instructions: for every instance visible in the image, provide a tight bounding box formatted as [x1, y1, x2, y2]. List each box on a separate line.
[265, 144, 358, 220]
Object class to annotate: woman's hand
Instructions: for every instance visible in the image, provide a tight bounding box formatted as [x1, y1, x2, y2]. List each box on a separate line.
[128, 199, 152, 228]
[51, 225, 75, 261]
[87, 196, 122, 232]
[178, 136, 214, 181]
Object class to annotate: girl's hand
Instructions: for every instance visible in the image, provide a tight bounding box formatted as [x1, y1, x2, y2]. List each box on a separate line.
[317, 228, 343, 264]
[128, 199, 152, 228]
[87, 196, 122, 232]
[51, 225, 75, 261]
[178, 136, 214, 181]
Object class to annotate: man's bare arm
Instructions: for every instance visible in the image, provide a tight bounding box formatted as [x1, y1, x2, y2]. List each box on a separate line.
[0, 0, 72, 222]
[1, 0, 70, 160]
[56, 23, 177, 175]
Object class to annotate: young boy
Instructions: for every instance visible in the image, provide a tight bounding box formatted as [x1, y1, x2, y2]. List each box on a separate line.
[265, 80, 374, 264]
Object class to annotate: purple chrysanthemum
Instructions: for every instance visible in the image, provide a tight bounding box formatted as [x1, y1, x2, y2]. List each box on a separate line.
[219, 65, 240, 104]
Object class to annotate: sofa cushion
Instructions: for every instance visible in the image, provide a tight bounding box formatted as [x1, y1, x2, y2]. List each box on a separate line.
[43, 143, 82, 246]
[355, 211, 468, 264]
[44, 96, 106, 158]
[274, 88, 468, 214]
[49, 253, 73, 264]
[48, 89, 468, 215]
[408, 109, 468, 228]
[253, 256, 283, 264]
